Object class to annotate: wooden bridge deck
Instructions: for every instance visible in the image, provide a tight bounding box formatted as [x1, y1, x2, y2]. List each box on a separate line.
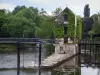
[40, 53, 78, 69]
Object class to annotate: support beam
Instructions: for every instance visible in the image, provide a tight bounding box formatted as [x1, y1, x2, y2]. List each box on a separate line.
[39, 43, 42, 75]
[78, 44, 81, 67]
[17, 42, 20, 75]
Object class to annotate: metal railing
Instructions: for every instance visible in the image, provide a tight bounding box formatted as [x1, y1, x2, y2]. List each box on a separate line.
[78, 40, 100, 67]
[0, 38, 57, 75]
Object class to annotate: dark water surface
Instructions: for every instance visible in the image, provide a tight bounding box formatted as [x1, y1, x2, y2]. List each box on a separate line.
[0, 49, 100, 75]
[0, 67, 100, 75]
[0, 69, 51, 75]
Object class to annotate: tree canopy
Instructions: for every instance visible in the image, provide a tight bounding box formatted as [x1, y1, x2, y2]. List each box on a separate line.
[0, 6, 55, 38]
[0, 5, 89, 41]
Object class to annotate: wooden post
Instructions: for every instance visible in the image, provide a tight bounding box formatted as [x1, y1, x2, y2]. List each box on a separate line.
[39, 43, 41, 75]
[78, 43, 81, 67]
[95, 44, 97, 66]
[90, 44, 91, 64]
[84, 44, 86, 64]
[17, 42, 20, 75]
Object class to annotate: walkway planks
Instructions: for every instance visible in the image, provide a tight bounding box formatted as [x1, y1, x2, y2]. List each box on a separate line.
[41, 53, 78, 69]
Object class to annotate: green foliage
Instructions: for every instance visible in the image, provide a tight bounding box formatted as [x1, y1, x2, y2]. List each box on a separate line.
[12, 5, 26, 14]
[35, 16, 55, 38]
[54, 7, 82, 40]
[54, 25, 64, 38]
[91, 13, 100, 34]
[76, 16, 82, 40]
[2, 15, 35, 37]
[0, 9, 8, 37]
[0, 6, 40, 38]
[51, 70, 64, 75]
[0, 6, 82, 40]
[0, 44, 17, 53]
[52, 7, 62, 16]
[66, 8, 75, 37]
[87, 13, 100, 40]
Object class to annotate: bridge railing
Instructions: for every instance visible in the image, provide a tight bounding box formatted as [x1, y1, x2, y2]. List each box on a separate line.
[78, 40, 100, 67]
[0, 38, 58, 44]
[0, 38, 57, 75]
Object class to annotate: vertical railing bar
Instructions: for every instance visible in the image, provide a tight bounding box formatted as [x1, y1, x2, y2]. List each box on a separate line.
[84, 42, 86, 64]
[99, 44, 100, 64]
[90, 43, 91, 65]
[39, 42, 42, 75]
[78, 43, 81, 67]
[17, 42, 20, 75]
[95, 44, 97, 67]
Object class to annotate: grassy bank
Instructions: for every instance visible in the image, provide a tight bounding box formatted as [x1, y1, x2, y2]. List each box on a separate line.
[0, 44, 17, 53]
[0, 44, 37, 53]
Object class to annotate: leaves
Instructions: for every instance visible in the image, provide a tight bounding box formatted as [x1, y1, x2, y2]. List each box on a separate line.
[91, 14, 100, 34]
[0, 5, 82, 39]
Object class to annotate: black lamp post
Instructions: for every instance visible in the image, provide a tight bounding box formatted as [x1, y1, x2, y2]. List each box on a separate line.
[63, 13, 68, 43]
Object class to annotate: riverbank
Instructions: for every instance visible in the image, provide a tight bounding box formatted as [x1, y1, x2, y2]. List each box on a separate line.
[0, 44, 37, 53]
[0, 44, 17, 53]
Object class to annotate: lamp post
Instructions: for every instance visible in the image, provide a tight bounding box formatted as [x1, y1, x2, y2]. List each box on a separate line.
[63, 13, 68, 43]
[74, 15, 77, 43]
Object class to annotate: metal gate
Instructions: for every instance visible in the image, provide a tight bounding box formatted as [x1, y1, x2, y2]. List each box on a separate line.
[78, 40, 100, 67]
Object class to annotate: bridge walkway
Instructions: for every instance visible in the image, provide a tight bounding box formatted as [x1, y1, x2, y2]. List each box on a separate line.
[41, 53, 78, 69]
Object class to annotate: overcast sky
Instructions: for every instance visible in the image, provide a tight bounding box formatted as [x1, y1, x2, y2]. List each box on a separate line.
[0, 0, 100, 16]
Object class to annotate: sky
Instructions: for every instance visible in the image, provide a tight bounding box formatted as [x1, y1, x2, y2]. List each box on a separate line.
[0, 0, 100, 17]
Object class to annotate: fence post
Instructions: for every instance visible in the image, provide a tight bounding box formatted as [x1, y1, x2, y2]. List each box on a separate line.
[39, 43, 42, 75]
[78, 43, 81, 67]
[17, 42, 20, 75]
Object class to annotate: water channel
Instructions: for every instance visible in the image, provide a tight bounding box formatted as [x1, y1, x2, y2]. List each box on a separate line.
[0, 46, 100, 75]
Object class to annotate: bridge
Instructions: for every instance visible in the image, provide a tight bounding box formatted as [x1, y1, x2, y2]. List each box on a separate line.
[0, 38, 57, 44]
[0, 38, 57, 75]
[0, 38, 78, 75]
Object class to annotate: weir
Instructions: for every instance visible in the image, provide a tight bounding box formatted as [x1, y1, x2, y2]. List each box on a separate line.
[1, 38, 100, 75]
[0, 38, 56, 75]
[0, 38, 78, 75]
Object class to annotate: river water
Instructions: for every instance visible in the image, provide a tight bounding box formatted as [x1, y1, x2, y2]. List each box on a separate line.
[0, 48, 100, 75]
[0, 53, 100, 75]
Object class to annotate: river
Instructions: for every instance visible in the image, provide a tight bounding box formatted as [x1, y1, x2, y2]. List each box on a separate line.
[0, 52, 100, 75]
[0, 46, 100, 75]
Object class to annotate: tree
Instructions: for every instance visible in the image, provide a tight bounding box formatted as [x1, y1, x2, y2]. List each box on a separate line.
[76, 16, 82, 40]
[35, 16, 54, 38]
[1, 15, 35, 38]
[84, 4, 90, 18]
[52, 7, 62, 16]
[92, 14, 100, 34]
[12, 5, 26, 14]
[0, 9, 8, 37]
[40, 8, 47, 16]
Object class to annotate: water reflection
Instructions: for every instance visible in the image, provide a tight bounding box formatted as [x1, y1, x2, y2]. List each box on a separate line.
[1, 44, 100, 75]
[51, 67, 80, 75]
[0, 69, 51, 75]
[51, 67, 100, 75]
[81, 67, 100, 75]
[1, 67, 100, 75]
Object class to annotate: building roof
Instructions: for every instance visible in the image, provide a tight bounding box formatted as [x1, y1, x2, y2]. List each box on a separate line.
[55, 7, 69, 24]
